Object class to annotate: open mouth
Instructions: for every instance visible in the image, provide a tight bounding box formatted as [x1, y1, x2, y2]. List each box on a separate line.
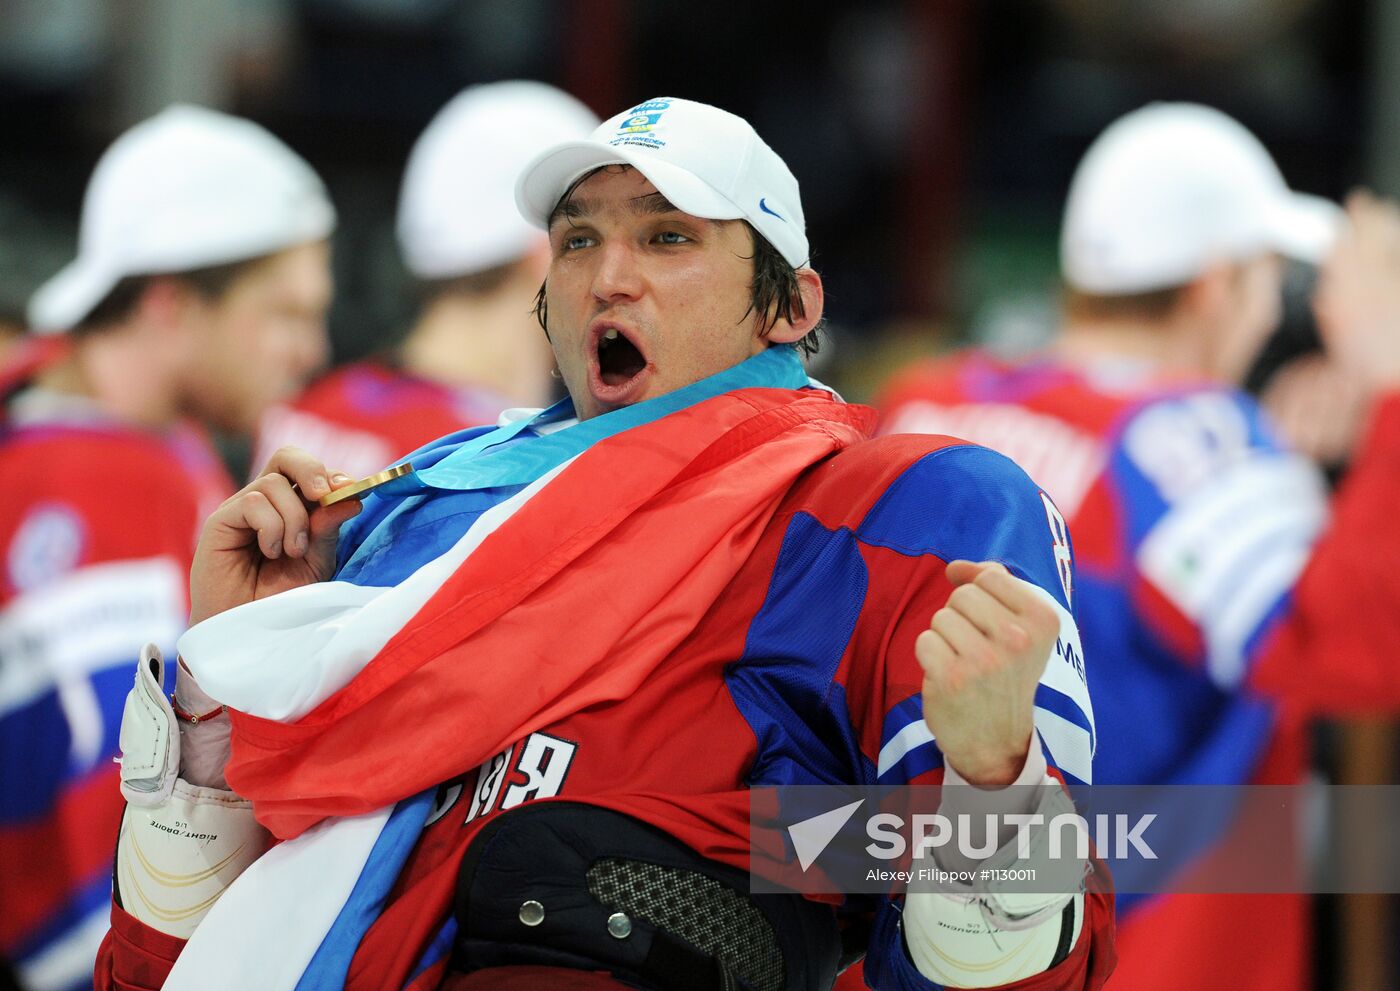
[596, 327, 647, 386]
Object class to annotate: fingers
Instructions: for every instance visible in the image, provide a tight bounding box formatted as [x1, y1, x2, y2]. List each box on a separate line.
[257, 446, 350, 504]
[943, 559, 1061, 646]
[1335, 189, 1400, 266]
[1314, 189, 1400, 391]
[931, 599, 994, 659]
[943, 581, 1003, 638]
[252, 474, 312, 558]
[238, 490, 287, 559]
[220, 446, 355, 561]
[307, 499, 362, 562]
[944, 559, 1006, 587]
[934, 588, 1035, 662]
[948, 560, 1055, 618]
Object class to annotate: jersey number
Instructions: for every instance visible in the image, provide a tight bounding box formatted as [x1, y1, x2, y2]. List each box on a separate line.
[1041, 492, 1073, 608]
[425, 731, 580, 828]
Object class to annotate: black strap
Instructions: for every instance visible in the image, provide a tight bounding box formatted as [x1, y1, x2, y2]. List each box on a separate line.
[1048, 896, 1078, 969]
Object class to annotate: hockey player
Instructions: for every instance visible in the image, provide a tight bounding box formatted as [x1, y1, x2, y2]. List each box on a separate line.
[98, 99, 1115, 990]
[253, 81, 598, 479]
[0, 105, 334, 991]
[877, 103, 1400, 991]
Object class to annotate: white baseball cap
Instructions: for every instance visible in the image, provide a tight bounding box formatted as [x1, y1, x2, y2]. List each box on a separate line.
[28, 104, 336, 334]
[1061, 102, 1341, 294]
[397, 81, 599, 279]
[515, 97, 809, 268]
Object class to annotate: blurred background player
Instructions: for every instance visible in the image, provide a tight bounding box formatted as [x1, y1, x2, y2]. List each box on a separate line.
[875, 103, 1400, 991]
[253, 80, 597, 478]
[0, 105, 334, 991]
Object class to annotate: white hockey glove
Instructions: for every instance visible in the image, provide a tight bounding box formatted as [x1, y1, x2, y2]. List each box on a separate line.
[114, 645, 270, 938]
[901, 747, 1088, 987]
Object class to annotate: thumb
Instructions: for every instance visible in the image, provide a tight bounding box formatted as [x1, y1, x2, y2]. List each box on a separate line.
[306, 499, 362, 579]
[945, 559, 1008, 587]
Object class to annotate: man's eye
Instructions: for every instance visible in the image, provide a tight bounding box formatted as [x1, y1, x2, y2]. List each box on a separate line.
[562, 234, 595, 251]
[655, 230, 690, 245]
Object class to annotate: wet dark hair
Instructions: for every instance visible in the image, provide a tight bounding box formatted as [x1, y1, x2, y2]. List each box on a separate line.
[531, 166, 822, 358]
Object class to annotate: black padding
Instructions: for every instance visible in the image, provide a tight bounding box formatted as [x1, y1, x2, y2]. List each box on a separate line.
[451, 802, 842, 990]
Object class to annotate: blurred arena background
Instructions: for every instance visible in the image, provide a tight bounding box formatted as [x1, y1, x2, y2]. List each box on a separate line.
[4, 0, 1395, 401]
[1, 1, 1398, 988]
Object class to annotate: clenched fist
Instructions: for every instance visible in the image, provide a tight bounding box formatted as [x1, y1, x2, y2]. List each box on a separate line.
[917, 560, 1061, 788]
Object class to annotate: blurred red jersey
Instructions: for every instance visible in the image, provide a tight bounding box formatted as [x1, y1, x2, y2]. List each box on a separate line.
[0, 365, 232, 991]
[254, 358, 517, 479]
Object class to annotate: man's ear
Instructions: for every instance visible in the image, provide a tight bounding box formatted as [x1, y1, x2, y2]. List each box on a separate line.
[1182, 263, 1234, 321]
[764, 268, 824, 345]
[135, 277, 203, 331]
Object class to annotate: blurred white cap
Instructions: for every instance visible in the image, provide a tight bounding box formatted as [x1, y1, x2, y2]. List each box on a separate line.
[1061, 102, 1341, 294]
[397, 81, 599, 279]
[28, 104, 336, 334]
[516, 96, 809, 268]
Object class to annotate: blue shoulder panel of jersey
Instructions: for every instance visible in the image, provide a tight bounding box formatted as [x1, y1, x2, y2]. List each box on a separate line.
[1106, 387, 1289, 550]
[856, 443, 1073, 612]
[727, 512, 873, 788]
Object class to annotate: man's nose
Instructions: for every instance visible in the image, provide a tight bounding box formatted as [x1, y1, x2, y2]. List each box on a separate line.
[590, 239, 643, 304]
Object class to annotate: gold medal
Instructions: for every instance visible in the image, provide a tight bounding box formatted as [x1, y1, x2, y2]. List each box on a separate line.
[318, 463, 415, 507]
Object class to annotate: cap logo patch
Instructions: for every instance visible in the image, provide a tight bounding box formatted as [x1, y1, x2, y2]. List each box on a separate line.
[609, 99, 671, 151]
[620, 113, 662, 134]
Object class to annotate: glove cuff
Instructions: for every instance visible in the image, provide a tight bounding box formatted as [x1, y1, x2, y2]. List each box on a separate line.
[118, 645, 179, 807]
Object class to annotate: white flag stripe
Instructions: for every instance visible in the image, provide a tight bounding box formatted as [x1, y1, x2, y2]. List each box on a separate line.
[163, 805, 393, 991]
[1204, 541, 1312, 687]
[181, 459, 573, 721]
[0, 558, 185, 717]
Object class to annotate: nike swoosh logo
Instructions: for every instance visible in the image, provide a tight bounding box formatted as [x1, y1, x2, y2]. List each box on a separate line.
[759, 198, 786, 222]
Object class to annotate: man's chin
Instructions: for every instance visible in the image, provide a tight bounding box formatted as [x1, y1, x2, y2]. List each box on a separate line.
[584, 367, 655, 418]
